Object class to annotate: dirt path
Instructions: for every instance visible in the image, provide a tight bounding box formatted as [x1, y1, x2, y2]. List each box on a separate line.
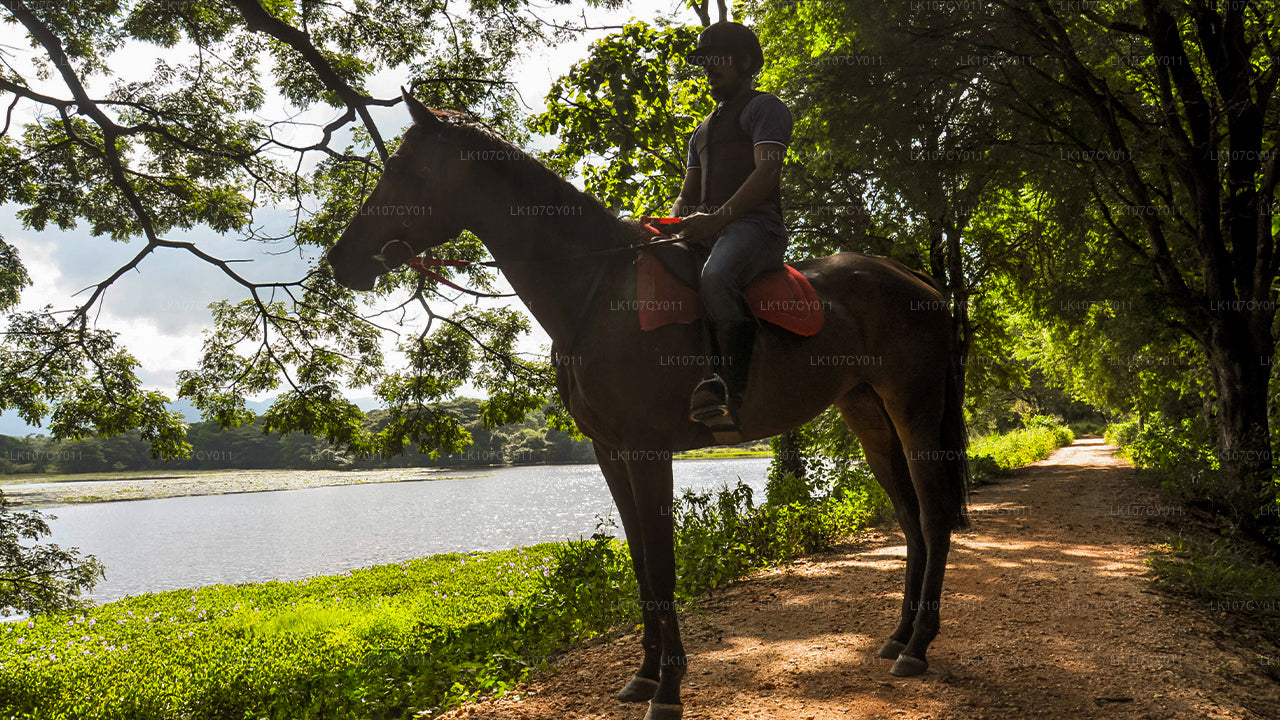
[437, 439, 1280, 719]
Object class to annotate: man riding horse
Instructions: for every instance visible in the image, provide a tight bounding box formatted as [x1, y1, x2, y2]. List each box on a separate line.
[672, 21, 793, 433]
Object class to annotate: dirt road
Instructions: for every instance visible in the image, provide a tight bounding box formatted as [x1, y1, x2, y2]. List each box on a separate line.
[438, 439, 1280, 719]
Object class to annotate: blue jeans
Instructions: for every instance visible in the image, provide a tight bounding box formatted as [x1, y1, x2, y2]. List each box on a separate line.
[699, 219, 788, 323]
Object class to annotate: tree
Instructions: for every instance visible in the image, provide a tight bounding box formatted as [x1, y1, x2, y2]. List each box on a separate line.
[0, 0, 629, 462]
[0, 492, 104, 616]
[748, 0, 1041, 393]
[533, 20, 712, 215]
[740, 0, 1279, 539]
[949, 0, 1280, 530]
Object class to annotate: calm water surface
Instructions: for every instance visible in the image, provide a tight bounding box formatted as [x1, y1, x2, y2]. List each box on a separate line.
[34, 458, 771, 604]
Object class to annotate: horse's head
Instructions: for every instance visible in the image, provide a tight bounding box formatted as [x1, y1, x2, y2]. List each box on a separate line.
[327, 90, 466, 291]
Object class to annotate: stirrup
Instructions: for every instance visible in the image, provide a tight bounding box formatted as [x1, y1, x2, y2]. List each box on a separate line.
[688, 375, 730, 423]
[688, 376, 742, 439]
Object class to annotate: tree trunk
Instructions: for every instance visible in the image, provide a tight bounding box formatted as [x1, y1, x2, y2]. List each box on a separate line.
[1206, 323, 1275, 532]
[771, 428, 807, 482]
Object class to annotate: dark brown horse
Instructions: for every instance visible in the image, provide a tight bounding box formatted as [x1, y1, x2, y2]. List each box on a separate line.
[328, 91, 969, 720]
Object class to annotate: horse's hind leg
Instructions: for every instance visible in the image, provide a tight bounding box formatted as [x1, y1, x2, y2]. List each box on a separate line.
[881, 390, 959, 677]
[834, 388, 927, 665]
[592, 442, 661, 703]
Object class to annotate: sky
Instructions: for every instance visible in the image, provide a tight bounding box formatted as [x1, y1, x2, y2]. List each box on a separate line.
[0, 0, 702, 435]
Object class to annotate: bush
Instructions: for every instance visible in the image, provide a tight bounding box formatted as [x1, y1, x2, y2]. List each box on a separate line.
[1068, 421, 1104, 437]
[1104, 419, 1140, 448]
[764, 471, 812, 507]
[0, 546, 596, 719]
[968, 418, 1075, 483]
[674, 467, 886, 603]
[1106, 417, 1219, 506]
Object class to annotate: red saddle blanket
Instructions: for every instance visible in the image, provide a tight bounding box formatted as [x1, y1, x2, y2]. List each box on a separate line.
[636, 251, 824, 335]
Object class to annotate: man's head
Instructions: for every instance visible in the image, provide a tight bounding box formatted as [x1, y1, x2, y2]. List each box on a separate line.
[686, 22, 764, 102]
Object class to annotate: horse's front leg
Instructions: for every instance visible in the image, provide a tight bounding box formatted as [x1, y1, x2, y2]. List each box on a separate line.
[624, 451, 685, 720]
[593, 442, 662, 702]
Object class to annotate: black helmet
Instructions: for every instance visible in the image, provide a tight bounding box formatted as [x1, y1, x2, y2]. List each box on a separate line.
[686, 21, 764, 75]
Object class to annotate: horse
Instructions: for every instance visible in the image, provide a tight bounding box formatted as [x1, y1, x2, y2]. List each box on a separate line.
[328, 90, 969, 720]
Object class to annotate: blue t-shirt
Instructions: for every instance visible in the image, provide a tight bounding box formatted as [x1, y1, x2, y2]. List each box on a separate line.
[686, 92, 792, 234]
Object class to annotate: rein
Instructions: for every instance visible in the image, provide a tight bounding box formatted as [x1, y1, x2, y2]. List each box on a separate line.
[382, 221, 689, 290]
[379, 220, 687, 352]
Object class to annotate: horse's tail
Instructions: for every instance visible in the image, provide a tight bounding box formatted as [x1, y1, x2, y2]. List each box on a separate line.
[941, 350, 970, 531]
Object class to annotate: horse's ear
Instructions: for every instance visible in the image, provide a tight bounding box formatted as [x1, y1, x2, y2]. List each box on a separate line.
[401, 87, 439, 129]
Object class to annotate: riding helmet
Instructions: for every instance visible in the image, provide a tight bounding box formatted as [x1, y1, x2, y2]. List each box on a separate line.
[686, 21, 765, 74]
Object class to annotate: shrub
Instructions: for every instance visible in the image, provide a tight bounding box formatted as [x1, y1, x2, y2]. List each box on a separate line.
[1106, 417, 1219, 506]
[968, 418, 1075, 483]
[1104, 419, 1140, 448]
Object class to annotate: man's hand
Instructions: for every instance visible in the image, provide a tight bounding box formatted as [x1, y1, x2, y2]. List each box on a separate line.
[672, 212, 726, 246]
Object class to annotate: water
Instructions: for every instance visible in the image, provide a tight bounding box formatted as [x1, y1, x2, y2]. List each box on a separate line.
[29, 458, 771, 604]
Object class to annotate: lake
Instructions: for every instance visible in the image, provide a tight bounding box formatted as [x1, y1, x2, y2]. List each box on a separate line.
[29, 458, 772, 604]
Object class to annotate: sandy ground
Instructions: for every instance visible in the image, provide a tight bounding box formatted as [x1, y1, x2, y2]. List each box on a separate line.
[0, 467, 488, 507]
[435, 439, 1280, 720]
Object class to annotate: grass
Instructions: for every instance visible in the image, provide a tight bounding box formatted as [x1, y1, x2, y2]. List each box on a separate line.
[1147, 533, 1280, 678]
[672, 443, 772, 460]
[0, 546, 567, 719]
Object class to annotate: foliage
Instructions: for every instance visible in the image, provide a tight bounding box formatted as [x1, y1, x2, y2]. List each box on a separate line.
[674, 471, 885, 603]
[968, 417, 1075, 483]
[1105, 417, 1280, 540]
[1111, 418, 1219, 491]
[532, 521, 638, 643]
[532, 20, 712, 216]
[0, 418, 1082, 716]
[0, 478, 881, 720]
[0, 492, 104, 617]
[0, 546, 570, 719]
[741, 0, 1280, 545]
[0, 0, 608, 463]
[0, 398, 597, 475]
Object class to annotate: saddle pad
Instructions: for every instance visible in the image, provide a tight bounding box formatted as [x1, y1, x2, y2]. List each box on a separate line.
[635, 252, 824, 335]
[636, 251, 700, 330]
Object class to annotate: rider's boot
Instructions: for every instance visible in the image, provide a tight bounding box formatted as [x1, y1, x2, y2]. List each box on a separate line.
[688, 320, 756, 431]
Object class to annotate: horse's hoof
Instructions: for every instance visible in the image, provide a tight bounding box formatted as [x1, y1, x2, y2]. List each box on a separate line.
[890, 653, 928, 677]
[616, 675, 659, 703]
[877, 639, 906, 660]
[644, 701, 684, 720]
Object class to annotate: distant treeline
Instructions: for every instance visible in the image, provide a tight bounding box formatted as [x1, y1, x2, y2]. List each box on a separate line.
[0, 398, 596, 475]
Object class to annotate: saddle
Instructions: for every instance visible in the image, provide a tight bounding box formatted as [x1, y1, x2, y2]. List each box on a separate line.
[635, 240, 824, 335]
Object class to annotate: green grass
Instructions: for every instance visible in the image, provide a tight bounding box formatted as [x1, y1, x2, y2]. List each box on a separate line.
[0, 546, 567, 719]
[1147, 533, 1280, 676]
[672, 443, 771, 460]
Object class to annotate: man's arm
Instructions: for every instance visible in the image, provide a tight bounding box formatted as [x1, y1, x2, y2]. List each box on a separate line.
[670, 166, 701, 218]
[674, 143, 785, 242]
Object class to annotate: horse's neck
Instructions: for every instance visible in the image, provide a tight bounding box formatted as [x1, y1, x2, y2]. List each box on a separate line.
[465, 168, 627, 348]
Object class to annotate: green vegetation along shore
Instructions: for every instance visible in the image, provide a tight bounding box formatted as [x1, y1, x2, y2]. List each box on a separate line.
[0, 422, 1077, 719]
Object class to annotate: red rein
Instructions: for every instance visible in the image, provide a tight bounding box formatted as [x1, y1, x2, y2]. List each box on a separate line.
[405, 256, 474, 293]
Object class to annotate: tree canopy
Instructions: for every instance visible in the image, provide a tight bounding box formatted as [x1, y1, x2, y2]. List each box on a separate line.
[0, 0, 629, 462]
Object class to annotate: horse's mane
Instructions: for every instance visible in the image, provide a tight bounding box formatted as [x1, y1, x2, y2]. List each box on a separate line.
[429, 109, 649, 247]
